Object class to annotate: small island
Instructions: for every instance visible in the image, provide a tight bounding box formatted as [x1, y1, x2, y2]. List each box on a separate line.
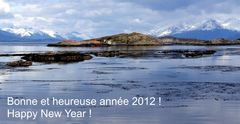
[47, 32, 240, 47]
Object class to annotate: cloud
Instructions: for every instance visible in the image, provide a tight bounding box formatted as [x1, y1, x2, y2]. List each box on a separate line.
[3, 0, 163, 37]
[120, 0, 198, 11]
[1, 0, 240, 38]
[0, 0, 13, 19]
[0, 0, 10, 12]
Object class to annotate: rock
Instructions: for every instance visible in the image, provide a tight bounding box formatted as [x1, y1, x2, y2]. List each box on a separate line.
[91, 51, 120, 57]
[22, 52, 92, 63]
[182, 50, 216, 58]
[7, 60, 32, 67]
[90, 50, 216, 58]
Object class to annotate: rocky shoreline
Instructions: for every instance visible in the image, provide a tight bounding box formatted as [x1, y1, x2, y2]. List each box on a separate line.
[1, 49, 216, 67]
[90, 50, 216, 58]
[47, 32, 240, 47]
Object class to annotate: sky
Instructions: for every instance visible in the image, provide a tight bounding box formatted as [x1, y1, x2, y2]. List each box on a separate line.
[0, 0, 240, 38]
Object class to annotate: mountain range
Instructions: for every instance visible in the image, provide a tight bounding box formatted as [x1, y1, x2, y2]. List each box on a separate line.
[1, 19, 240, 42]
[150, 19, 240, 40]
[0, 27, 84, 42]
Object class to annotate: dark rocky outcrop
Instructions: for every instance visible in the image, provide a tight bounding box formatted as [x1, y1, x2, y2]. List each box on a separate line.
[22, 52, 92, 63]
[170, 50, 216, 58]
[91, 51, 121, 57]
[90, 50, 216, 58]
[6, 60, 32, 67]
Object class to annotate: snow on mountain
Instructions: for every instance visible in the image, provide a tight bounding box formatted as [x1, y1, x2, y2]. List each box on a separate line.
[197, 19, 222, 30]
[151, 23, 196, 37]
[151, 19, 223, 37]
[151, 19, 240, 40]
[0, 26, 89, 42]
[2, 27, 33, 37]
[41, 29, 58, 38]
[0, 27, 63, 42]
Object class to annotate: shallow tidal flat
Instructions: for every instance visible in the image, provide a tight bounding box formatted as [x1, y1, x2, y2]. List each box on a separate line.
[0, 44, 240, 124]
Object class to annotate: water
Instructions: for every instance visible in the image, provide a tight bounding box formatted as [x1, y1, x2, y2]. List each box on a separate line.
[0, 43, 240, 124]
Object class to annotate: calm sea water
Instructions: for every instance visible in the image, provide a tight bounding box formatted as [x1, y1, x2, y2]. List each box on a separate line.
[0, 43, 240, 124]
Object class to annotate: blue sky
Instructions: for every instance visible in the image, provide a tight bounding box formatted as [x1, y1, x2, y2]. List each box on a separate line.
[0, 0, 239, 38]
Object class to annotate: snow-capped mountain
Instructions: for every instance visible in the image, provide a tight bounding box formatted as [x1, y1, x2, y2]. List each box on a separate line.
[197, 19, 222, 30]
[151, 23, 196, 37]
[151, 19, 240, 40]
[0, 27, 63, 42]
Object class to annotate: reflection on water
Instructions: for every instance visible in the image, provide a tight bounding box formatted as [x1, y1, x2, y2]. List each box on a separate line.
[0, 43, 240, 124]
